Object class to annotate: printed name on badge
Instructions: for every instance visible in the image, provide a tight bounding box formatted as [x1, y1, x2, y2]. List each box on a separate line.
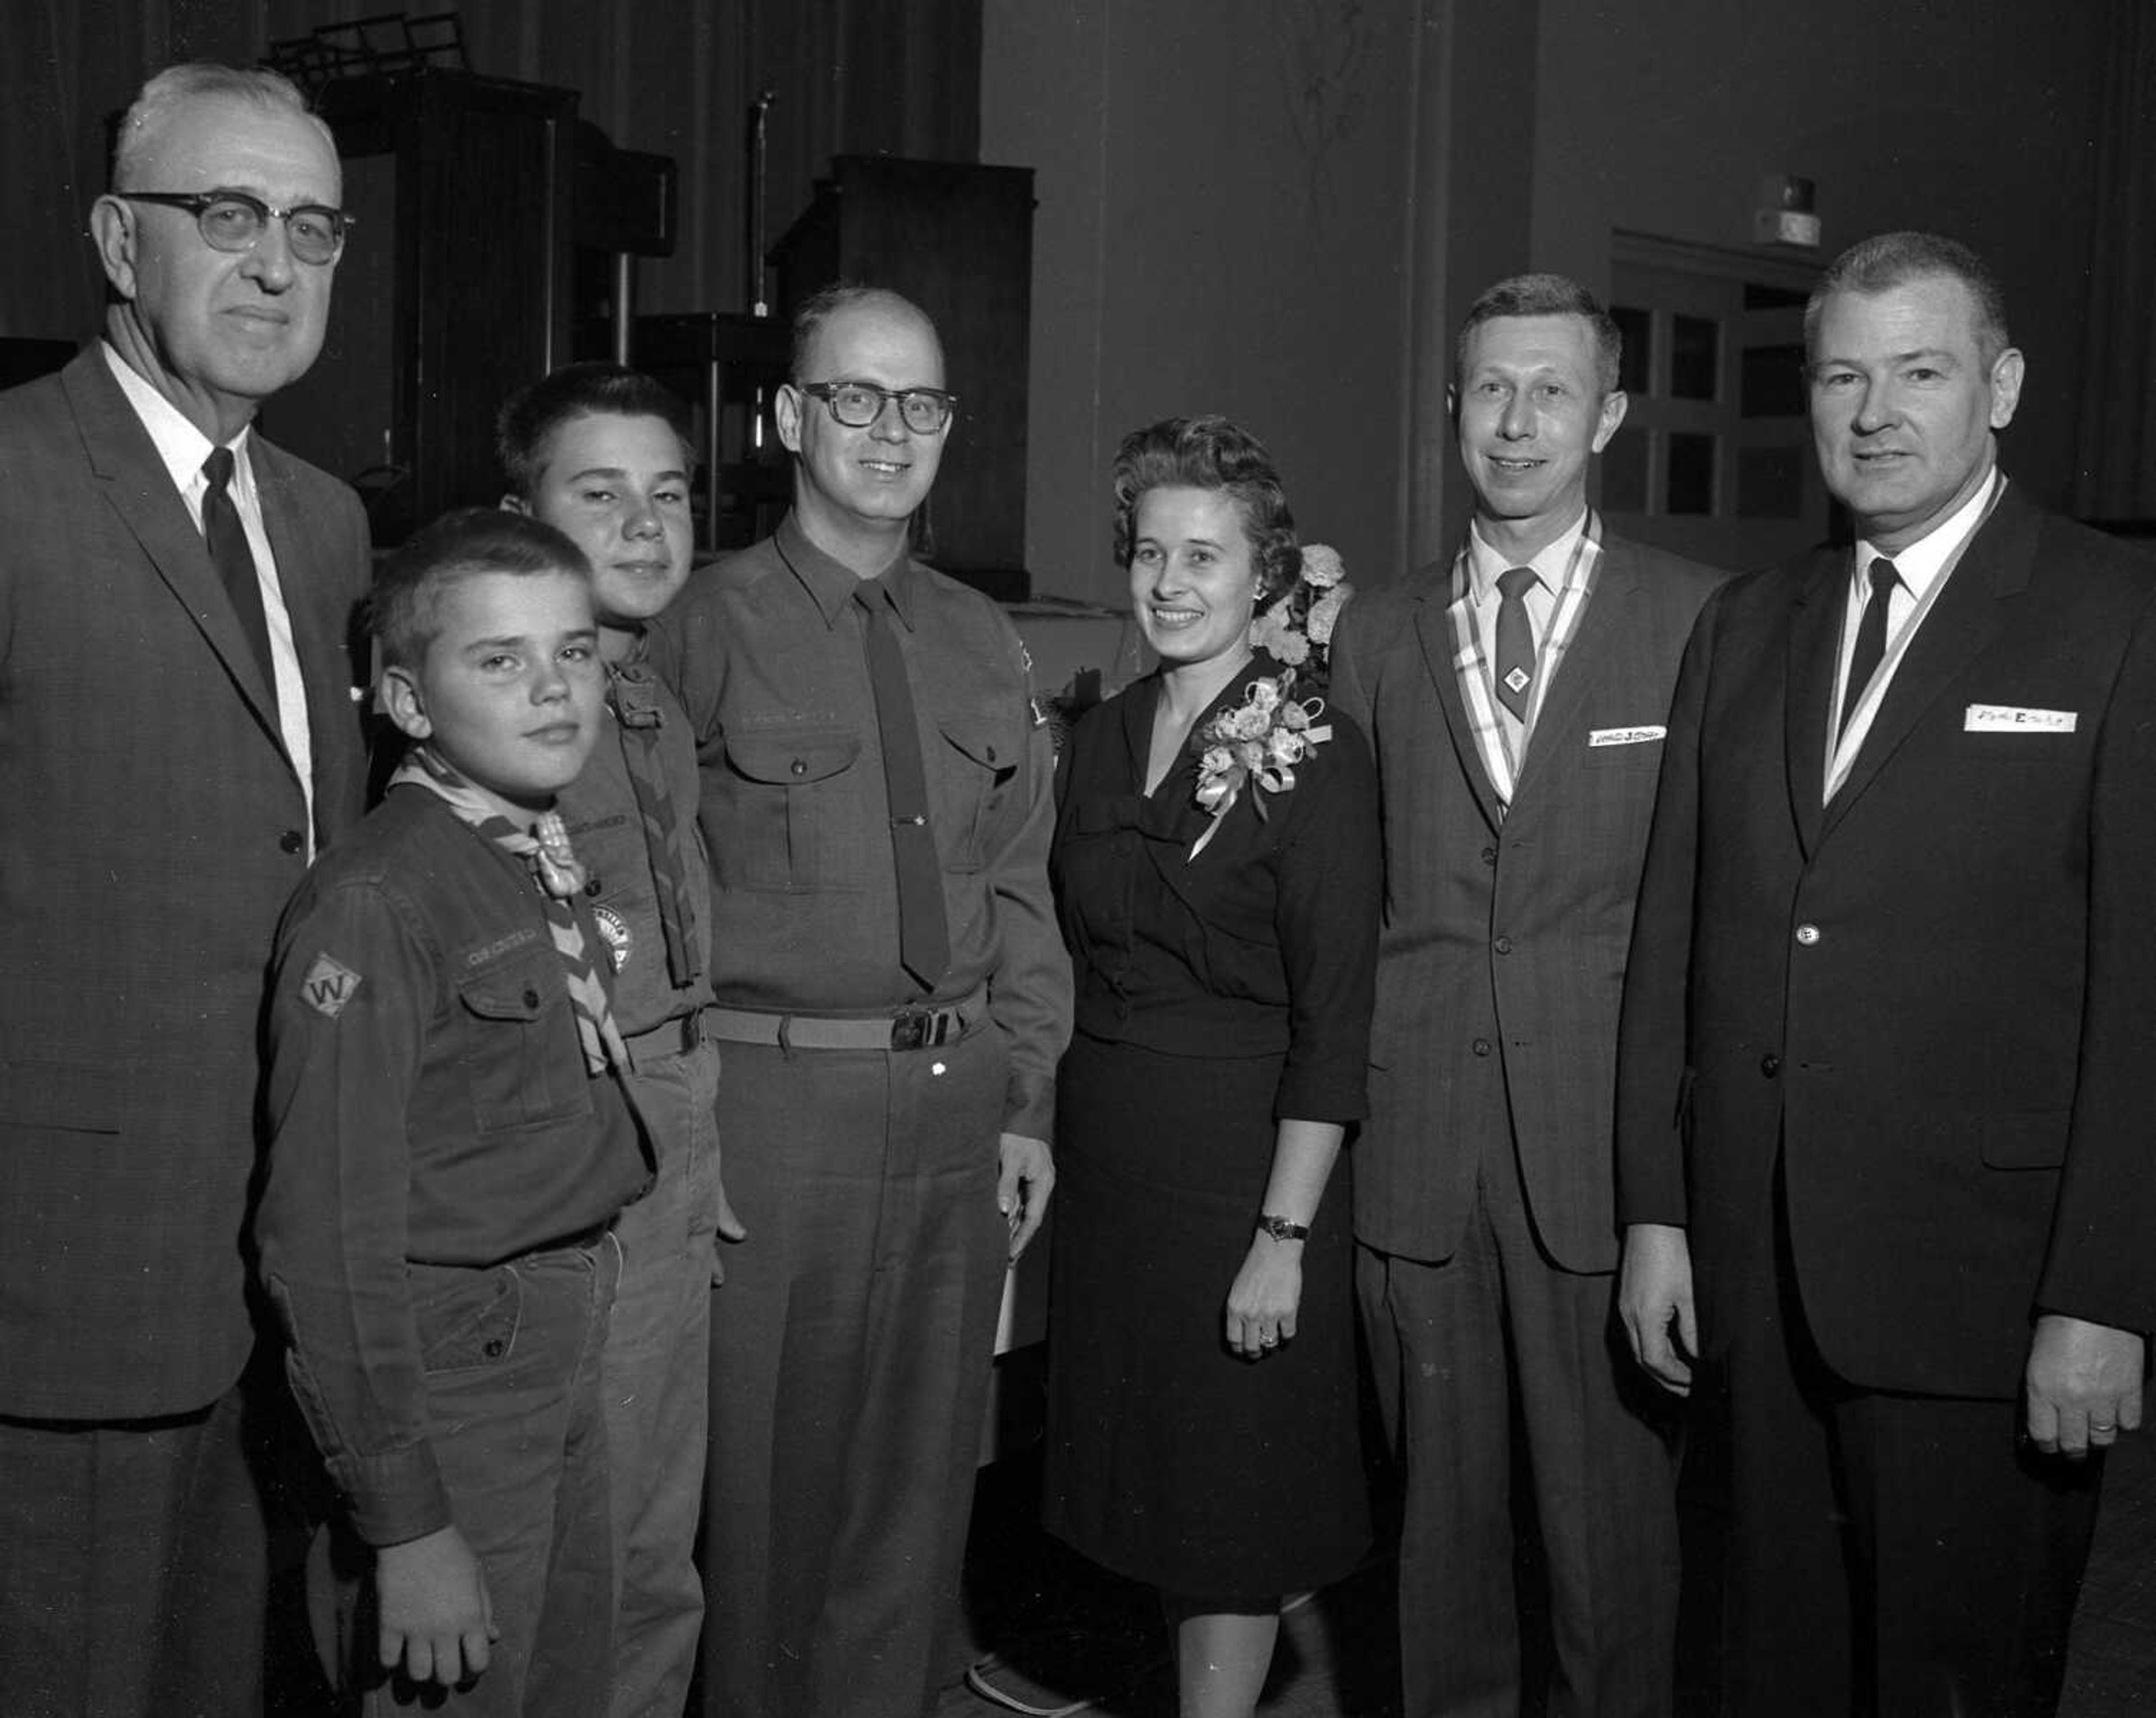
[1588, 725, 1668, 747]
[1964, 704, 2076, 733]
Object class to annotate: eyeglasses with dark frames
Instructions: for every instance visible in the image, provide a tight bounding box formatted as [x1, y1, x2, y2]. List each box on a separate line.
[798, 381, 958, 435]
[115, 189, 353, 266]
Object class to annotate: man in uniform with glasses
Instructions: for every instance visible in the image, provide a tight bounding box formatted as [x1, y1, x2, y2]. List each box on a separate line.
[0, 62, 369, 1716]
[652, 285, 1068, 1718]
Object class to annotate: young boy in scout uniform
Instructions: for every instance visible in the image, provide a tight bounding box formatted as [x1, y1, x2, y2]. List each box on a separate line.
[258, 508, 651, 1715]
[498, 363, 737, 1717]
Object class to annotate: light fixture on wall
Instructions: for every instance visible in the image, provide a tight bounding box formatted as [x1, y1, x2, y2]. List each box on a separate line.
[1753, 175, 1820, 250]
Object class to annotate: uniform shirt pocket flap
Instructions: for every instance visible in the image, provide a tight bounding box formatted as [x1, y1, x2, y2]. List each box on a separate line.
[725, 726, 860, 785]
[457, 965, 551, 1023]
[938, 710, 1018, 775]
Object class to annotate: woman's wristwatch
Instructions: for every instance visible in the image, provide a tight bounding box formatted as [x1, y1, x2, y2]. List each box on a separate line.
[1255, 1214, 1310, 1242]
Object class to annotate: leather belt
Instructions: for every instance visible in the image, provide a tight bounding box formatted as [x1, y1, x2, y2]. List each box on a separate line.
[704, 986, 986, 1053]
[620, 1010, 709, 1072]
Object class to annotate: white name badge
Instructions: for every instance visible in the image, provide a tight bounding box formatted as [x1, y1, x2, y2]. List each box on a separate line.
[1588, 725, 1668, 747]
[1964, 704, 2077, 733]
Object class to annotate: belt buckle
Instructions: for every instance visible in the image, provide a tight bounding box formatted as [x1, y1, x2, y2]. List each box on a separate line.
[890, 1006, 930, 1052]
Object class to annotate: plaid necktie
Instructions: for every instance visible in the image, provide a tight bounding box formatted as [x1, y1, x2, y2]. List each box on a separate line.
[609, 659, 701, 986]
[202, 446, 276, 685]
[391, 749, 629, 1075]
[1494, 565, 1539, 722]
[855, 582, 949, 991]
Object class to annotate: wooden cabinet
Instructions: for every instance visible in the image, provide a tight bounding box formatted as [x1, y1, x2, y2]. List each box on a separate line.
[266, 70, 673, 547]
[634, 311, 793, 556]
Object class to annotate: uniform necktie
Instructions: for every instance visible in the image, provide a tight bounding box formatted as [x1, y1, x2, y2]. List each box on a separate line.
[1840, 556, 1900, 735]
[855, 583, 949, 991]
[1494, 565, 1540, 722]
[389, 750, 629, 1075]
[610, 661, 701, 986]
[202, 446, 275, 686]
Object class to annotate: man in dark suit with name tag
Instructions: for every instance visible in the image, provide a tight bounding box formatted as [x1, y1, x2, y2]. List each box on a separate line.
[0, 63, 369, 1716]
[1617, 231, 2156, 1716]
[1331, 273, 1725, 1716]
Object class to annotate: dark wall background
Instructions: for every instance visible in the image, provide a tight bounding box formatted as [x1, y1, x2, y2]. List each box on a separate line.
[3, 0, 2140, 604]
[0, 0, 983, 340]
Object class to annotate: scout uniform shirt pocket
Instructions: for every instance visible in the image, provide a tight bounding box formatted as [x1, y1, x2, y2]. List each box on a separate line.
[718, 723, 865, 890]
[935, 705, 1023, 873]
[455, 944, 594, 1132]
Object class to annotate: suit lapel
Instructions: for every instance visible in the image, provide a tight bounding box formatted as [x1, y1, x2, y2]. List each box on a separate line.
[1782, 549, 1843, 856]
[1822, 487, 2034, 836]
[257, 436, 360, 816]
[1413, 592, 1504, 833]
[65, 350, 289, 753]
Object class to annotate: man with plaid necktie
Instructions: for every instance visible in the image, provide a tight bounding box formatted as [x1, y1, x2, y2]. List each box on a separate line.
[1331, 275, 1726, 1716]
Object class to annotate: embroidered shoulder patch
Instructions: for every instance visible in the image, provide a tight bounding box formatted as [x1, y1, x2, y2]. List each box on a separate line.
[299, 953, 363, 1018]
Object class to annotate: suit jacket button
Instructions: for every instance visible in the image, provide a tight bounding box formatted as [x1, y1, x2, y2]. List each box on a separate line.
[278, 829, 304, 855]
[1472, 1037, 1492, 1057]
[1760, 1053, 1781, 1077]
[1480, 846, 1497, 867]
[1794, 922, 1821, 945]
[1493, 935, 1513, 954]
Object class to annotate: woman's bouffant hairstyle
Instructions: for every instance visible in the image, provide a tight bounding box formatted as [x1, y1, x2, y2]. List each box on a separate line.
[1111, 416, 1300, 605]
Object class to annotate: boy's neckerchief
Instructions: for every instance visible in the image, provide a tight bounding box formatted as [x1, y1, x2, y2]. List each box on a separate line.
[390, 746, 627, 1075]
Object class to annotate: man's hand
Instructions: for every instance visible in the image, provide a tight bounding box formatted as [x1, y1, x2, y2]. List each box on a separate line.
[374, 1524, 495, 1687]
[997, 1132, 1054, 1260]
[2026, 1314, 2146, 1459]
[1619, 1222, 1698, 1396]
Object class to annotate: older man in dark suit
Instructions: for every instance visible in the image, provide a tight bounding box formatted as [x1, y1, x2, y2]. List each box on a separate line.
[1331, 273, 1725, 1717]
[0, 62, 369, 1716]
[1618, 231, 2155, 1716]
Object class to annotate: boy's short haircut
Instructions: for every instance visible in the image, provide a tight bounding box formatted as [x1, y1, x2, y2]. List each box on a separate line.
[372, 506, 592, 670]
[495, 363, 697, 500]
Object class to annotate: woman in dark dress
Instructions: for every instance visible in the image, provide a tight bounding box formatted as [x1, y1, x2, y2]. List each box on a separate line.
[1043, 416, 1380, 1717]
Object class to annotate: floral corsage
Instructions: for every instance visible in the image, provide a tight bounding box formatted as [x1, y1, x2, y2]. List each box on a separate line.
[1188, 544, 1354, 859]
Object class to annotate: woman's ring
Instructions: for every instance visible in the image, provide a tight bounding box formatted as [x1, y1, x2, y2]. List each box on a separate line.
[1259, 1331, 1279, 1349]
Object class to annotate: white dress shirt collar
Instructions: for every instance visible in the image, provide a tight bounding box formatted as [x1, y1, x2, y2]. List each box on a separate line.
[101, 341, 255, 493]
[1466, 507, 1589, 605]
[1851, 457, 2000, 610]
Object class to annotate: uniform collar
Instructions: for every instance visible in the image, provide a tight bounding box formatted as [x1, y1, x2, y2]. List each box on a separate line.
[773, 510, 920, 629]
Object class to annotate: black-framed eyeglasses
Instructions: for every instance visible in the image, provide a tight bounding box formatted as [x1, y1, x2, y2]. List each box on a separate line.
[115, 189, 353, 266]
[798, 381, 957, 435]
